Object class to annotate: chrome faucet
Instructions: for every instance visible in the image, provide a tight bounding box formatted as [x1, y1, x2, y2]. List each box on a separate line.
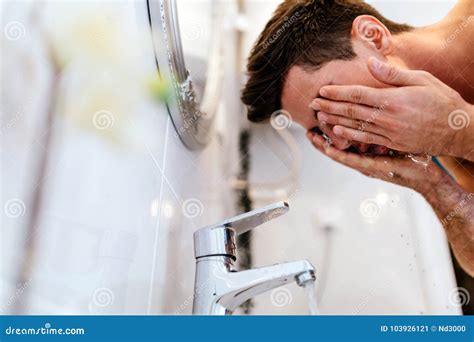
[192, 202, 316, 315]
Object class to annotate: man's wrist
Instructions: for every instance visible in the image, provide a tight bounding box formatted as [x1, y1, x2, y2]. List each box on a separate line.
[421, 173, 466, 218]
[452, 102, 474, 161]
[414, 161, 447, 196]
[464, 103, 474, 160]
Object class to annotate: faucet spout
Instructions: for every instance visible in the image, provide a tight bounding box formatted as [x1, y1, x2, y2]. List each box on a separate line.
[192, 256, 315, 315]
[220, 259, 315, 311]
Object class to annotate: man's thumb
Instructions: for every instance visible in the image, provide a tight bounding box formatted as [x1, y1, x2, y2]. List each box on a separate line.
[368, 57, 421, 86]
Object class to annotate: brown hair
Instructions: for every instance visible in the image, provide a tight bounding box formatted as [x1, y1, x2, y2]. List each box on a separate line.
[241, 0, 411, 122]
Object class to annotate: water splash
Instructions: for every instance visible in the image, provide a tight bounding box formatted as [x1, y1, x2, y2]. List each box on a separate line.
[406, 153, 432, 170]
[322, 133, 333, 149]
[302, 280, 320, 315]
[179, 74, 197, 102]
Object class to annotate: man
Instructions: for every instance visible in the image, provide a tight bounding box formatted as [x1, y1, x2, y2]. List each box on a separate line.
[242, 0, 474, 276]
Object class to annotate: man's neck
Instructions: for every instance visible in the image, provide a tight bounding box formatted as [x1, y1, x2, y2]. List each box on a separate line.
[393, 1, 474, 100]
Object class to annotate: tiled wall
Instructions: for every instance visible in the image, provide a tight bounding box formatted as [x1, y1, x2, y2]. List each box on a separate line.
[1, 0, 242, 314]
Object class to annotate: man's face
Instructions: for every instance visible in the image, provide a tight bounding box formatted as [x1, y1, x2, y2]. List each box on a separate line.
[281, 43, 398, 152]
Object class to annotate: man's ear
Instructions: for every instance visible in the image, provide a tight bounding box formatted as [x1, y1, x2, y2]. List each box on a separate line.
[351, 15, 393, 55]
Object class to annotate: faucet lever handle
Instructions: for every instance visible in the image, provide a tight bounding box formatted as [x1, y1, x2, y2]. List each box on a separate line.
[193, 201, 289, 260]
[219, 201, 289, 235]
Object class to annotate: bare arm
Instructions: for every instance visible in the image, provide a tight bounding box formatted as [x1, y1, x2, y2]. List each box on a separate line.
[423, 177, 474, 277]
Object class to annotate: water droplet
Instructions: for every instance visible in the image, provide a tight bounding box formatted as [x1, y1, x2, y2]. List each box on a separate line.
[388, 172, 394, 178]
[406, 153, 432, 170]
[322, 133, 333, 146]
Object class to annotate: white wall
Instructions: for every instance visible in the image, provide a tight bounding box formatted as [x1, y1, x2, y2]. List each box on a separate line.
[1, 0, 242, 314]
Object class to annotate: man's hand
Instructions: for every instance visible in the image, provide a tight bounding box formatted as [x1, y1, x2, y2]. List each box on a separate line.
[311, 57, 474, 160]
[306, 129, 444, 194]
[307, 130, 474, 276]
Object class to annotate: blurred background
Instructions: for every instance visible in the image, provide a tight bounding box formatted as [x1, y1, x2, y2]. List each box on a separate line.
[1, 0, 471, 315]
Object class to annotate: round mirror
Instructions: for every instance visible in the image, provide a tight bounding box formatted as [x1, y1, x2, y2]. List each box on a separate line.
[147, 0, 224, 150]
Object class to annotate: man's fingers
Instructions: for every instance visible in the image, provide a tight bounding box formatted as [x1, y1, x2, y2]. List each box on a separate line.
[333, 125, 392, 146]
[307, 130, 408, 182]
[312, 98, 381, 123]
[319, 84, 384, 107]
[318, 112, 359, 128]
[368, 57, 429, 86]
[307, 130, 325, 147]
[306, 131, 327, 152]
[307, 129, 377, 171]
[321, 142, 374, 170]
[318, 112, 387, 136]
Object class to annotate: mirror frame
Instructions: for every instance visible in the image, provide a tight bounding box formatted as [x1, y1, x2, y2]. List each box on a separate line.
[147, 0, 222, 150]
